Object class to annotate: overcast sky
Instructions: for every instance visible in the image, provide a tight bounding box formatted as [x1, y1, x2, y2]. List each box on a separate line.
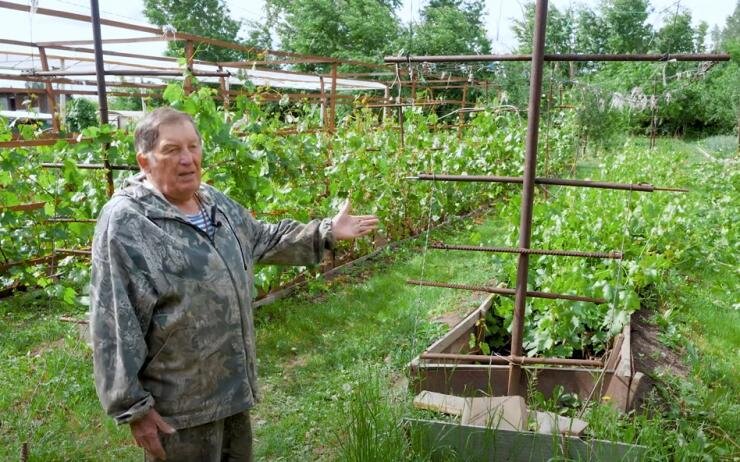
[0, 0, 735, 65]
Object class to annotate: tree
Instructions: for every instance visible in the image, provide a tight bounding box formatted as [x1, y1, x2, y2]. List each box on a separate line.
[656, 9, 696, 53]
[694, 21, 709, 52]
[404, 0, 491, 56]
[719, 1, 740, 49]
[143, 0, 242, 62]
[64, 98, 98, 133]
[601, 0, 653, 53]
[575, 6, 608, 55]
[513, 2, 576, 54]
[261, 0, 401, 70]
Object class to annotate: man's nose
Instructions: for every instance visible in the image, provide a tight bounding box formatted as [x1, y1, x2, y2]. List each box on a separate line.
[179, 149, 196, 165]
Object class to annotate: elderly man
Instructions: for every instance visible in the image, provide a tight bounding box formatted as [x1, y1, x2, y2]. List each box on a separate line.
[90, 107, 378, 461]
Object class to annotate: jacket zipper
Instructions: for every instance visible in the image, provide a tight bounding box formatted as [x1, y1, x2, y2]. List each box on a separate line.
[170, 216, 253, 374]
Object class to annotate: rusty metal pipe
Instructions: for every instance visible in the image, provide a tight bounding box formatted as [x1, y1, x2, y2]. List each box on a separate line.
[413, 174, 688, 193]
[31, 70, 230, 77]
[89, 0, 115, 197]
[430, 243, 622, 259]
[419, 352, 604, 368]
[41, 163, 138, 171]
[406, 279, 606, 304]
[509, 0, 549, 396]
[384, 53, 730, 63]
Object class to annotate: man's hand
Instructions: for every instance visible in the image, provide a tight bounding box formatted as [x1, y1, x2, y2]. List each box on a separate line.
[331, 200, 379, 241]
[130, 409, 176, 460]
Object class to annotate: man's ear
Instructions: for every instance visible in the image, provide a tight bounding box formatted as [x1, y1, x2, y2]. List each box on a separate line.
[136, 152, 150, 172]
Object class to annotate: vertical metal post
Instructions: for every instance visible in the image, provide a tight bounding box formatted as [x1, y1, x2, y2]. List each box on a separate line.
[411, 65, 416, 102]
[383, 86, 389, 123]
[458, 83, 468, 140]
[218, 65, 228, 107]
[59, 58, 67, 116]
[507, 0, 548, 396]
[329, 62, 337, 133]
[319, 76, 326, 129]
[89, 0, 113, 197]
[38, 47, 60, 132]
[184, 40, 194, 95]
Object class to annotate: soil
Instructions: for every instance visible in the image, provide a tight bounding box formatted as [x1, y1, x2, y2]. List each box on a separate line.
[629, 306, 689, 409]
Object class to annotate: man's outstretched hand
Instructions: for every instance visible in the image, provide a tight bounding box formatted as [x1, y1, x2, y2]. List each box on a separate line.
[331, 200, 379, 240]
[130, 409, 176, 460]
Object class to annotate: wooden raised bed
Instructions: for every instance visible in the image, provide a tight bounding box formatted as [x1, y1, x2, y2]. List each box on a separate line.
[409, 295, 644, 412]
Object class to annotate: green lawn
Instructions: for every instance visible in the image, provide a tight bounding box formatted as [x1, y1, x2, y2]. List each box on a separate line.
[1, 137, 737, 461]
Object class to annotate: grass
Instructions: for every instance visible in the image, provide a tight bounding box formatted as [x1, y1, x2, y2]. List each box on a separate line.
[1, 136, 737, 461]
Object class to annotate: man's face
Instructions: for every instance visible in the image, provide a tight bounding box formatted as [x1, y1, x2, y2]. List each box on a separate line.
[137, 121, 202, 204]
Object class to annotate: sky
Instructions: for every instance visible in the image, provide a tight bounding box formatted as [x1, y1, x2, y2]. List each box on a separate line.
[0, 0, 735, 71]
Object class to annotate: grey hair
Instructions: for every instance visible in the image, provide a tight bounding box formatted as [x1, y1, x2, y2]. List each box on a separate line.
[134, 107, 201, 155]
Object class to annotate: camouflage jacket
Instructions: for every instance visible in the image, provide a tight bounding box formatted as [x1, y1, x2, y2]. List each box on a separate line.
[90, 173, 333, 429]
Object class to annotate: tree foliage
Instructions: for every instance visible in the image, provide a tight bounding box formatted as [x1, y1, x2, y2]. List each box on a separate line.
[262, 0, 400, 70]
[143, 0, 242, 62]
[403, 0, 491, 56]
[601, 0, 653, 53]
[64, 98, 98, 133]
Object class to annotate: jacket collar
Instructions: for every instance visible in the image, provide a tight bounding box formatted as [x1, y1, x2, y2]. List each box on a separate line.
[117, 172, 216, 220]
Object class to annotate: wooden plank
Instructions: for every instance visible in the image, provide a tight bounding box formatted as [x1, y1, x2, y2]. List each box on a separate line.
[413, 391, 465, 416]
[422, 295, 493, 355]
[461, 396, 527, 431]
[530, 411, 588, 436]
[407, 419, 646, 462]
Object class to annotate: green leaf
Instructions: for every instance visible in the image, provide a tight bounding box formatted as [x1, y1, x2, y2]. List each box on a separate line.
[62, 287, 77, 305]
[43, 202, 55, 216]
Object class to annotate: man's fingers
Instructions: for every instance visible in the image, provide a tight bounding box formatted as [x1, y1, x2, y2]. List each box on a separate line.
[153, 413, 177, 434]
[142, 435, 167, 460]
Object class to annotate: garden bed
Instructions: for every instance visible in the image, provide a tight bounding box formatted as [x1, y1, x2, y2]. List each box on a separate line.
[409, 295, 644, 412]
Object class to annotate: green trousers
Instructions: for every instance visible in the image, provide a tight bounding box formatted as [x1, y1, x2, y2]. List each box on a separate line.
[145, 411, 252, 462]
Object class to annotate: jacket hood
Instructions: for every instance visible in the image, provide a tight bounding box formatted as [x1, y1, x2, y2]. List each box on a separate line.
[116, 172, 217, 220]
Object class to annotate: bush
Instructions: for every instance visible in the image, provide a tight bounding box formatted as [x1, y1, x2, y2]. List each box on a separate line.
[64, 98, 98, 133]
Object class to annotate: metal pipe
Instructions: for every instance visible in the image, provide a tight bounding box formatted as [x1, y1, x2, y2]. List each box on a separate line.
[509, 0, 549, 396]
[406, 279, 606, 304]
[384, 53, 731, 64]
[41, 163, 138, 171]
[412, 174, 688, 193]
[54, 249, 92, 256]
[45, 218, 97, 223]
[89, 0, 115, 198]
[429, 243, 622, 259]
[30, 70, 230, 77]
[419, 352, 604, 368]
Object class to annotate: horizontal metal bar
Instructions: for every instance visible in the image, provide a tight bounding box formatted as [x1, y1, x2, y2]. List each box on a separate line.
[430, 243, 622, 259]
[45, 218, 97, 223]
[54, 248, 92, 256]
[30, 70, 230, 77]
[41, 163, 138, 171]
[385, 53, 730, 63]
[0, 138, 89, 148]
[406, 279, 607, 304]
[420, 352, 604, 368]
[1, 201, 46, 213]
[0, 255, 54, 272]
[412, 174, 688, 193]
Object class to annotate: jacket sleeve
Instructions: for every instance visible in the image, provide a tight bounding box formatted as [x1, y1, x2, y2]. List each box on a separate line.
[90, 207, 158, 424]
[231, 203, 335, 265]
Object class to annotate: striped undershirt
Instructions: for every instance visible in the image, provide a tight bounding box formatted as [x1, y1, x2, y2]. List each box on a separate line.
[187, 212, 215, 238]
